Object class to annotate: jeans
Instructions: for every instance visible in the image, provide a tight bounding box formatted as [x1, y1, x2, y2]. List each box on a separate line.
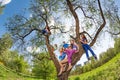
[82, 44, 96, 60]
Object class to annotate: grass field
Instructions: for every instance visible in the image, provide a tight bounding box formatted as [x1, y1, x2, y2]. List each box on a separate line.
[0, 63, 41, 80]
[0, 53, 120, 80]
[69, 53, 120, 80]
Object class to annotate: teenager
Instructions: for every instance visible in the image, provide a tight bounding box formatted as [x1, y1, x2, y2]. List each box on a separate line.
[80, 34, 97, 60]
[65, 45, 79, 71]
[70, 39, 79, 50]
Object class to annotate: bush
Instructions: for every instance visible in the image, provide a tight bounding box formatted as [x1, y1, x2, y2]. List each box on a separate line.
[75, 77, 80, 80]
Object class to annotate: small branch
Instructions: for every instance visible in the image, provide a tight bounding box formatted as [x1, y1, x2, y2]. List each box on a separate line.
[74, 5, 96, 24]
[105, 30, 120, 35]
[66, 0, 80, 40]
[50, 26, 70, 33]
[90, 0, 106, 46]
[70, 35, 76, 40]
[70, 31, 93, 41]
[33, 54, 52, 61]
[79, 31, 93, 40]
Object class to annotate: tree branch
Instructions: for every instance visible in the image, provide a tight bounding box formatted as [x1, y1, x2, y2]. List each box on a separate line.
[50, 26, 70, 33]
[74, 6, 93, 19]
[90, 0, 106, 46]
[79, 31, 93, 40]
[66, 0, 80, 40]
[105, 30, 120, 35]
[70, 31, 92, 41]
[33, 54, 52, 61]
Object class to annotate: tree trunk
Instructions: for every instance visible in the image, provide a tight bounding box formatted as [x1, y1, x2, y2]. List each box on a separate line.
[57, 72, 69, 80]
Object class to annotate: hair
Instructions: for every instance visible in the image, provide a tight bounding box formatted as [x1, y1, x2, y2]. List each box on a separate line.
[46, 26, 50, 31]
[70, 39, 75, 49]
[81, 34, 88, 42]
[59, 48, 63, 53]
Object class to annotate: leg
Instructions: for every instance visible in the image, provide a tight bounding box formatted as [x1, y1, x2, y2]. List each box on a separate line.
[82, 44, 89, 60]
[86, 44, 97, 60]
[67, 63, 72, 71]
[60, 58, 68, 64]
[58, 58, 68, 76]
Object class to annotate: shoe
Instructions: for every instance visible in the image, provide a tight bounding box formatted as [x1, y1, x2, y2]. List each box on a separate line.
[94, 56, 97, 60]
[88, 57, 90, 61]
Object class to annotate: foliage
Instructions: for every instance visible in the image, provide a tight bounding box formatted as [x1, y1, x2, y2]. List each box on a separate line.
[0, 34, 29, 74]
[114, 38, 120, 54]
[32, 52, 56, 79]
[0, 33, 13, 63]
[70, 53, 120, 80]
[0, 63, 41, 80]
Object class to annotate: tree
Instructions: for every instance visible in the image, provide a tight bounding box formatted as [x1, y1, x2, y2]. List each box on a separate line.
[32, 52, 56, 79]
[7, 51, 29, 74]
[6, 0, 118, 79]
[0, 33, 13, 64]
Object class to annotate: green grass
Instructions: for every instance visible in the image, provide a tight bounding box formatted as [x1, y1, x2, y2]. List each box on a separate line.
[1, 53, 120, 80]
[0, 63, 42, 80]
[70, 53, 120, 80]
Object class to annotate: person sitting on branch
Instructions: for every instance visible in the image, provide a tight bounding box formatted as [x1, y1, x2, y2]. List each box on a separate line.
[42, 25, 51, 35]
[80, 34, 97, 61]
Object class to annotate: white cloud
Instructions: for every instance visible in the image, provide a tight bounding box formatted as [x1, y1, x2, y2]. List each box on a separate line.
[0, 0, 11, 6]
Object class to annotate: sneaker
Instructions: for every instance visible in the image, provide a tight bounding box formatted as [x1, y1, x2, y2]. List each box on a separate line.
[94, 56, 97, 60]
[88, 57, 90, 61]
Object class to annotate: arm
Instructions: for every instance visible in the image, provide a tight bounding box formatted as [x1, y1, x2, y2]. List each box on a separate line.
[79, 39, 88, 44]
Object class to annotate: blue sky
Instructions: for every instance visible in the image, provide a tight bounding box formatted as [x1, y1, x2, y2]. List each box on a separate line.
[0, 0, 30, 37]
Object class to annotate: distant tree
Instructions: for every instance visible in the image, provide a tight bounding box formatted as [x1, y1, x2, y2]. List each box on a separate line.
[8, 51, 29, 74]
[0, 33, 13, 64]
[32, 52, 56, 79]
[114, 38, 120, 54]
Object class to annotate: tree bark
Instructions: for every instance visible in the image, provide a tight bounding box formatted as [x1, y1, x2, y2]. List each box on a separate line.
[57, 72, 69, 80]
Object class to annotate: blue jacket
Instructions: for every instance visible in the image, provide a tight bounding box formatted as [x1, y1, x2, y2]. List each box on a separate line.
[59, 52, 66, 61]
[63, 43, 69, 48]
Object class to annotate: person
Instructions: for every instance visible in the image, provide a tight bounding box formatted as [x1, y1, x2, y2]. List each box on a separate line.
[63, 41, 69, 49]
[58, 48, 68, 76]
[70, 39, 79, 50]
[64, 45, 79, 71]
[59, 48, 67, 61]
[42, 26, 51, 35]
[80, 34, 97, 61]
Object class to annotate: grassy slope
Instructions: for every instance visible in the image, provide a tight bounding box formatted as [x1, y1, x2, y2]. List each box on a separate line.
[0, 63, 41, 80]
[0, 53, 120, 80]
[70, 53, 120, 80]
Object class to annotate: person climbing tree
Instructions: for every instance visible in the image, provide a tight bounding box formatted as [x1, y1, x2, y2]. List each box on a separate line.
[80, 34, 97, 61]
[58, 48, 68, 76]
[70, 39, 79, 50]
[63, 41, 69, 49]
[42, 25, 51, 35]
[64, 45, 79, 71]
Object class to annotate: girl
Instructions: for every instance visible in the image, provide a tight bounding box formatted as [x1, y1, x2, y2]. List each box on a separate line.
[80, 34, 97, 60]
[58, 48, 68, 76]
[65, 45, 79, 71]
[70, 39, 79, 50]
